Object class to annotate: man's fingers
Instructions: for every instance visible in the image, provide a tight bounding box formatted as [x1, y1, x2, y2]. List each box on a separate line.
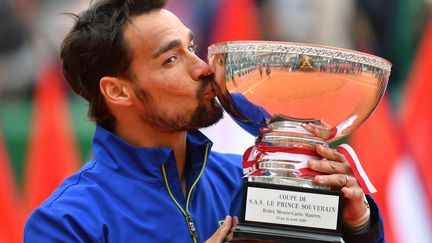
[313, 174, 359, 188]
[218, 215, 232, 237]
[315, 144, 347, 162]
[205, 215, 233, 243]
[225, 216, 239, 241]
[303, 123, 332, 140]
[308, 159, 351, 174]
[341, 186, 364, 201]
[231, 216, 238, 233]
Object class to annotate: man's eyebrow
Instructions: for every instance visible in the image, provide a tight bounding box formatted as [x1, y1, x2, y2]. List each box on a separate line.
[152, 31, 194, 59]
[152, 39, 181, 58]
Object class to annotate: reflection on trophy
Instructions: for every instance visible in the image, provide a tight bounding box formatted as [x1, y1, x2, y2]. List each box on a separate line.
[298, 55, 314, 72]
[208, 41, 391, 242]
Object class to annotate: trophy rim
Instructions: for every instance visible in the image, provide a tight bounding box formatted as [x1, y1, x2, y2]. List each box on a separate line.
[208, 40, 392, 72]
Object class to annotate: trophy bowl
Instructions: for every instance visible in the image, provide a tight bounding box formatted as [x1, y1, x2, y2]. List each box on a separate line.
[208, 41, 391, 242]
[208, 41, 391, 142]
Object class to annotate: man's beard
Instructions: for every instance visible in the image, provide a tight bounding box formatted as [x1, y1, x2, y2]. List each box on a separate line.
[134, 80, 223, 133]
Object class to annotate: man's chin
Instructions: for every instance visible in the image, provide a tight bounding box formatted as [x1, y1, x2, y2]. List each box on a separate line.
[190, 102, 224, 129]
[201, 109, 224, 128]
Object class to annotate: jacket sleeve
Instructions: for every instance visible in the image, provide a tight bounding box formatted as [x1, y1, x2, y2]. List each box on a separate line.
[24, 206, 103, 243]
[342, 195, 385, 243]
[228, 93, 271, 136]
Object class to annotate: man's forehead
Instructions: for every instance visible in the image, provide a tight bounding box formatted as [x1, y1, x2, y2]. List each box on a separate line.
[125, 9, 190, 48]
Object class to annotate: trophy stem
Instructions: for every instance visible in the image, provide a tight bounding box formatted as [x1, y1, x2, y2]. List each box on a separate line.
[247, 119, 330, 190]
[262, 120, 327, 147]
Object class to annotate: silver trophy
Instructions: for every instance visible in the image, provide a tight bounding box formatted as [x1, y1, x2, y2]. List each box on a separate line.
[208, 41, 391, 242]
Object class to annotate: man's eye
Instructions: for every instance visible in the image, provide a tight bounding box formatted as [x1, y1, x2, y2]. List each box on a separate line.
[188, 44, 197, 52]
[164, 56, 177, 64]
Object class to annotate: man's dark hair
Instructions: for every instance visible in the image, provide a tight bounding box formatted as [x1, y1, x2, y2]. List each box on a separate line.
[61, 0, 167, 130]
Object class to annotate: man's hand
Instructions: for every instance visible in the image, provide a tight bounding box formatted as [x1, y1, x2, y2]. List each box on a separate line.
[302, 119, 333, 140]
[205, 216, 238, 243]
[307, 144, 370, 229]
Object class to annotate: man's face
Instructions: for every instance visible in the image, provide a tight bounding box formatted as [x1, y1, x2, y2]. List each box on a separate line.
[123, 9, 223, 132]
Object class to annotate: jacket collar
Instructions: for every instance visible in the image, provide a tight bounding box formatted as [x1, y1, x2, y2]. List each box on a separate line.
[92, 125, 213, 183]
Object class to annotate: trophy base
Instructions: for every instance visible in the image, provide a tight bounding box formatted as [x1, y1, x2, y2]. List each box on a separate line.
[230, 223, 345, 243]
[236, 180, 344, 243]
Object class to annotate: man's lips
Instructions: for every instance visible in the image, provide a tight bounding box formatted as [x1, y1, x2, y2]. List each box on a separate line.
[203, 86, 217, 99]
[201, 74, 219, 99]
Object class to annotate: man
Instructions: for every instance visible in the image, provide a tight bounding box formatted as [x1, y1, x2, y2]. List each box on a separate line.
[24, 0, 384, 242]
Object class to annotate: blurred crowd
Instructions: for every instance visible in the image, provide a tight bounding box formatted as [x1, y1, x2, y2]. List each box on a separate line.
[0, 0, 89, 97]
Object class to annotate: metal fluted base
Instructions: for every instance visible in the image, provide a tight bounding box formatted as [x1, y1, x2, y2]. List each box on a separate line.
[229, 224, 345, 243]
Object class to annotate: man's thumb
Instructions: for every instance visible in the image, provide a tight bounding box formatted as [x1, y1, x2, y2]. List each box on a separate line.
[205, 215, 233, 243]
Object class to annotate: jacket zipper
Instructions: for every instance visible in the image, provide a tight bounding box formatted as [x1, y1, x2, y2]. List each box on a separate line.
[161, 143, 210, 243]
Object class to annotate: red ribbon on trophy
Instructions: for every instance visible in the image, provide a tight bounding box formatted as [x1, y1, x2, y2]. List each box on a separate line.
[336, 144, 377, 194]
[242, 143, 323, 177]
[242, 143, 377, 194]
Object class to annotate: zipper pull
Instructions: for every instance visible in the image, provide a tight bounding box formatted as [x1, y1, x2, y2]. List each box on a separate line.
[186, 211, 198, 239]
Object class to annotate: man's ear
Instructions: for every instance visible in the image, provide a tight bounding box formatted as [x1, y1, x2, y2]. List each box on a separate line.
[99, 77, 133, 106]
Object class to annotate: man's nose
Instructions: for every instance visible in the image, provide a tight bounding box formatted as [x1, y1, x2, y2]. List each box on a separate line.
[191, 56, 212, 81]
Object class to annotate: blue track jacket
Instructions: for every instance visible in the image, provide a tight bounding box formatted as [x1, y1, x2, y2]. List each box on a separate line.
[24, 126, 385, 242]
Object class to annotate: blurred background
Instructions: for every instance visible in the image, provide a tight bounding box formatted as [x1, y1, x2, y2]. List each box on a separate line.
[0, 0, 431, 242]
